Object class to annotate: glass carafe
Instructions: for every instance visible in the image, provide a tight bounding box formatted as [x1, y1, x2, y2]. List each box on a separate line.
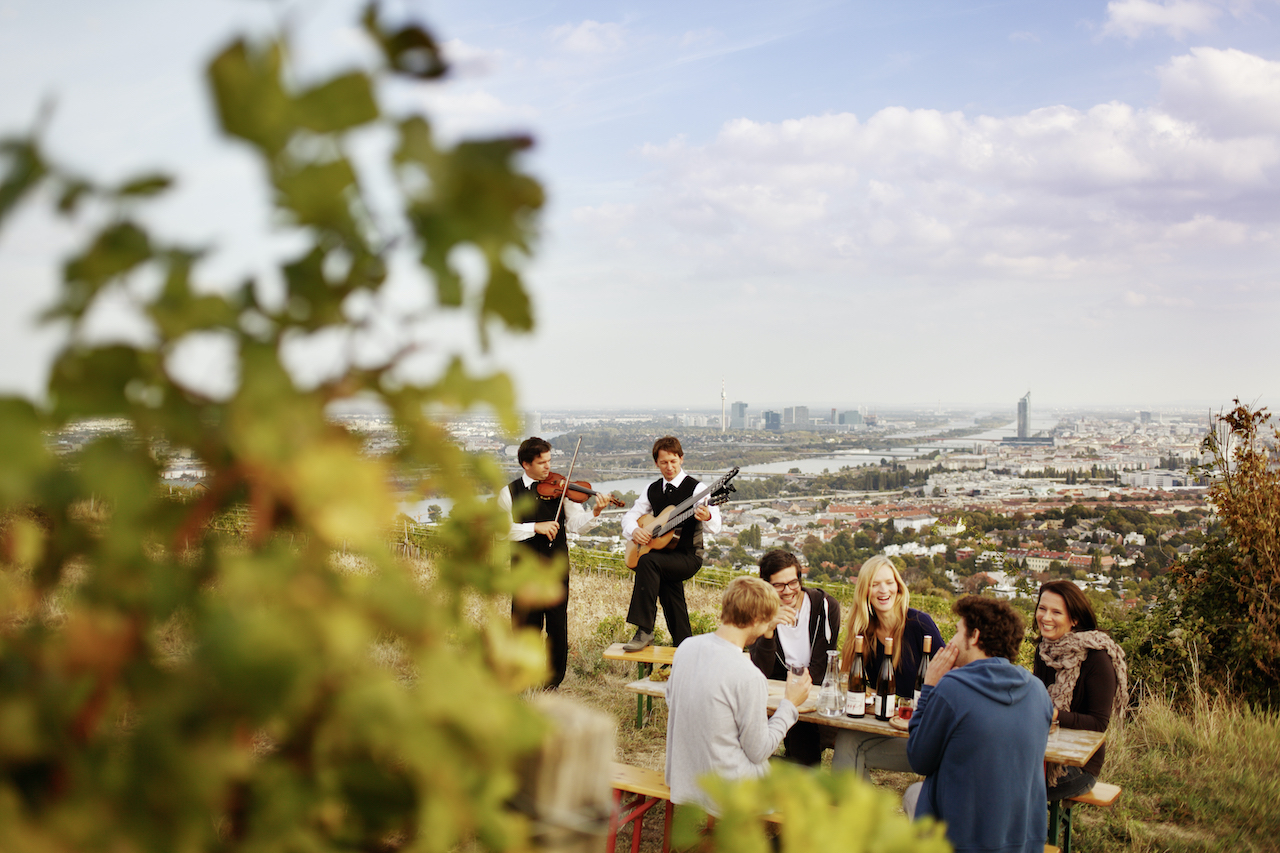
[817, 649, 844, 717]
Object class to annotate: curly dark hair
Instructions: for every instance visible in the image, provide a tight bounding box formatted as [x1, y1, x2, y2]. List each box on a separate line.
[953, 595, 1026, 661]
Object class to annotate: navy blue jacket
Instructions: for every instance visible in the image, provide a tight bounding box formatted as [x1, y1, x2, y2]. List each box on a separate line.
[908, 657, 1053, 853]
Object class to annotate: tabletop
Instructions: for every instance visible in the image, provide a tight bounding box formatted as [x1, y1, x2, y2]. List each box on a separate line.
[623, 678, 1105, 768]
[603, 643, 678, 666]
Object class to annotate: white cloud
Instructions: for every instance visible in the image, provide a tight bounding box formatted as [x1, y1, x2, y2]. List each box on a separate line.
[1101, 0, 1223, 40]
[407, 88, 539, 141]
[577, 49, 1280, 299]
[1159, 47, 1280, 136]
[552, 20, 626, 55]
[440, 38, 506, 78]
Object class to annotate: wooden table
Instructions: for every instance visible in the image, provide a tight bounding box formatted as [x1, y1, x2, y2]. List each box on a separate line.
[624, 677, 1106, 768]
[604, 643, 678, 727]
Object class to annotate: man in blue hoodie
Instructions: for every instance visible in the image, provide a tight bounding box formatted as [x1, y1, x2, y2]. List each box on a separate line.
[904, 596, 1052, 853]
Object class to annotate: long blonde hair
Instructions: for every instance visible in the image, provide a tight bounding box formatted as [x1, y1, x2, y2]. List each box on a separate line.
[840, 555, 910, 672]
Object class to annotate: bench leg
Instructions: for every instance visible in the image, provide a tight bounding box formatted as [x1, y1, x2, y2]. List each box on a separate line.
[1061, 803, 1075, 853]
[1047, 799, 1061, 847]
[609, 789, 665, 853]
[607, 788, 624, 853]
[635, 662, 652, 728]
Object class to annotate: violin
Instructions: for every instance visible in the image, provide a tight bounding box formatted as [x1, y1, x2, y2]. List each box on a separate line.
[536, 472, 626, 507]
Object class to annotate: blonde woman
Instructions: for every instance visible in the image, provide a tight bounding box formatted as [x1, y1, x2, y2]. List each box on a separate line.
[833, 555, 945, 778]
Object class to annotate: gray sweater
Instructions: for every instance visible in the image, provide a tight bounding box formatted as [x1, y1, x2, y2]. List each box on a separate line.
[665, 632, 799, 812]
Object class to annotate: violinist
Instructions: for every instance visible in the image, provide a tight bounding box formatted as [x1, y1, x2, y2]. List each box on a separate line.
[497, 436, 613, 689]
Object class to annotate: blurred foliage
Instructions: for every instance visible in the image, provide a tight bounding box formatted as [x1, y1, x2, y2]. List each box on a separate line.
[676, 763, 950, 853]
[0, 7, 956, 852]
[1117, 401, 1280, 708]
[0, 6, 561, 851]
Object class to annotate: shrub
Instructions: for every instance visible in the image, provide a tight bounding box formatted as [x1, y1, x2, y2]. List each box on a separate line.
[689, 610, 718, 636]
[1120, 402, 1280, 707]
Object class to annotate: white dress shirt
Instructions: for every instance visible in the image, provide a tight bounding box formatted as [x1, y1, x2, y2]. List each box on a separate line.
[621, 470, 723, 539]
[496, 473, 602, 541]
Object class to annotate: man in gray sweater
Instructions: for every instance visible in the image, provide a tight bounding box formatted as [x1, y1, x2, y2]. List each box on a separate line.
[665, 576, 812, 813]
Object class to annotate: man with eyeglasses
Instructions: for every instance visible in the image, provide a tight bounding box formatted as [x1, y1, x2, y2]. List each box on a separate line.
[747, 550, 841, 766]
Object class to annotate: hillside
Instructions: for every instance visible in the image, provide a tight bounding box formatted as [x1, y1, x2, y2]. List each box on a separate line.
[557, 566, 1280, 853]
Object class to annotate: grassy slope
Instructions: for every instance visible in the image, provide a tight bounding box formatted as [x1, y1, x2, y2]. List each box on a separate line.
[557, 567, 1280, 853]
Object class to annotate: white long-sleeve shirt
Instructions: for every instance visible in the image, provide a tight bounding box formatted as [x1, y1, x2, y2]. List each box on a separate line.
[620, 471, 722, 539]
[666, 632, 797, 813]
[495, 473, 602, 541]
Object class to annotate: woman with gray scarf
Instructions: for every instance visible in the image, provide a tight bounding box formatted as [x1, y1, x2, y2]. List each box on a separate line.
[1032, 580, 1129, 800]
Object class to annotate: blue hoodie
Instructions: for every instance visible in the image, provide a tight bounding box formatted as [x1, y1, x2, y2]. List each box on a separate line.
[907, 657, 1053, 853]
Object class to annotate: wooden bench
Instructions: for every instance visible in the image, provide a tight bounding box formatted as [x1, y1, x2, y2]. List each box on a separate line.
[1048, 782, 1121, 853]
[608, 762, 674, 853]
[607, 762, 784, 853]
[603, 643, 677, 727]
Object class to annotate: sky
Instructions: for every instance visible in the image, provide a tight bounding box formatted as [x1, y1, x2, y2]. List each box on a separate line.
[1, 0, 1277, 415]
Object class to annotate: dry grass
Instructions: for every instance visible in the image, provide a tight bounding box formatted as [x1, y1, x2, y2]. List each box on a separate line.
[1083, 684, 1280, 853]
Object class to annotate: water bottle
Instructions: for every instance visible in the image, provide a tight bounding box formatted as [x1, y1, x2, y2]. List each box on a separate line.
[817, 649, 843, 717]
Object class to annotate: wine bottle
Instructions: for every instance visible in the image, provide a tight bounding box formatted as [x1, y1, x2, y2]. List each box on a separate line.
[914, 635, 933, 708]
[844, 634, 866, 718]
[875, 637, 896, 721]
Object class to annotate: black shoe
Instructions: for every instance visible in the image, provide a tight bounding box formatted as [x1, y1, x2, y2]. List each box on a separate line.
[623, 628, 654, 652]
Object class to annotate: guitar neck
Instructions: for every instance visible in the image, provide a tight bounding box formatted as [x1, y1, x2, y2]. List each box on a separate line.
[654, 479, 723, 536]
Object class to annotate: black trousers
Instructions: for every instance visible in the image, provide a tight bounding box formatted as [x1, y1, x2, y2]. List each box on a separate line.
[782, 721, 834, 767]
[514, 570, 570, 688]
[626, 550, 701, 646]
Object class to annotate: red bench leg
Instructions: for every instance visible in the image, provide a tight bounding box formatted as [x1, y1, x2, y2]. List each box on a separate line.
[608, 789, 665, 853]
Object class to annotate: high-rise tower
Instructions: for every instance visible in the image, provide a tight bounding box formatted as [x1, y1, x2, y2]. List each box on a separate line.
[1017, 392, 1030, 439]
[721, 379, 726, 433]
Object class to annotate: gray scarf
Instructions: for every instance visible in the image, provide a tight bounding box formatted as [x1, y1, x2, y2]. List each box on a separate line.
[1039, 630, 1128, 785]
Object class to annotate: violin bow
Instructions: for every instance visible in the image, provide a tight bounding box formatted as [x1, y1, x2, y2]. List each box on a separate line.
[555, 436, 584, 523]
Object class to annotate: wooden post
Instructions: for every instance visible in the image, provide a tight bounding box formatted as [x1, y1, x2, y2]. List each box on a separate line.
[515, 694, 615, 853]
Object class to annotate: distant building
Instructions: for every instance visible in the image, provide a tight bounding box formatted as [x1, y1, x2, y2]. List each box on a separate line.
[783, 407, 794, 424]
[763, 410, 782, 431]
[730, 401, 748, 430]
[1017, 392, 1030, 439]
[794, 406, 809, 427]
[1139, 411, 1152, 424]
[1120, 469, 1189, 489]
[840, 410, 863, 426]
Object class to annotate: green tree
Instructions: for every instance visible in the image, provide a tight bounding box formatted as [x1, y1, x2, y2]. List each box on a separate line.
[1120, 402, 1280, 705]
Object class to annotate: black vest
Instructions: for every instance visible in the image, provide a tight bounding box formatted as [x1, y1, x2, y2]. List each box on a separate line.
[647, 476, 703, 557]
[509, 478, 568, 560]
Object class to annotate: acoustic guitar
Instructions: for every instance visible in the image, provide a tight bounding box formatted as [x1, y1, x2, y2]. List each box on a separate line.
[624, 467, 739, 569]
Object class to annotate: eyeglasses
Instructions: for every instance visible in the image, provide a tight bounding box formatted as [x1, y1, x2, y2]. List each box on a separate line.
[770, 579, 800, 592]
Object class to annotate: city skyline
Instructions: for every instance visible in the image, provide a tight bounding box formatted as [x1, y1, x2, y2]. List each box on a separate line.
[0, 1, 1276, 412]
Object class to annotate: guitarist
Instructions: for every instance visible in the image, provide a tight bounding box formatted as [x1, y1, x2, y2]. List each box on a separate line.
[498, 436, 609, 689]
[620, 436, 722, 651]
